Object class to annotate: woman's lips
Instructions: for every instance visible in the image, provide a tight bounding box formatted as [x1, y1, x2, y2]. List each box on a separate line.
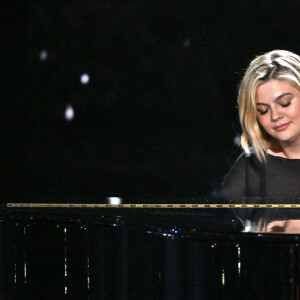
[274, 123, 290, 131]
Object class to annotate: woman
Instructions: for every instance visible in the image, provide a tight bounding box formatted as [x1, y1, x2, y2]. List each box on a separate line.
[221, 50, 300, 231]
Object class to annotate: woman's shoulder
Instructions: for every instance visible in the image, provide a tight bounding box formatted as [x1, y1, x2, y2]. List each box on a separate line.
[220, 150, 262, 201]
[231, 148, 259, 168]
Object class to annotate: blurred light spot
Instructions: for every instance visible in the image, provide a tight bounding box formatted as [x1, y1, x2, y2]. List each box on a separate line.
[222, 268, 225, 286]
[234, 135, 241, 146]
[40, 50, 48, 61]
[183, 39, 191, 48]
[80, 73, 90, 84]
[64, 105, 74, 121]
[108, 197, 122, 205]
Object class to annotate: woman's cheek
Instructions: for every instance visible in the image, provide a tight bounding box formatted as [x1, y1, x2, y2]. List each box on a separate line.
[257, 117, 268, 131]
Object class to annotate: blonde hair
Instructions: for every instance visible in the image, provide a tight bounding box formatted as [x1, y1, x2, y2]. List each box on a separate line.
[238, 50, 300, 161]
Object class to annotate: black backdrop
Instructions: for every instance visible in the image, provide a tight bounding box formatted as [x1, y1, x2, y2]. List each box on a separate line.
[2, 0, 300, 201]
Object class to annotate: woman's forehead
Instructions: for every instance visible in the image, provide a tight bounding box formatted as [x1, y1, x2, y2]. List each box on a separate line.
[255, 79, 298, 103]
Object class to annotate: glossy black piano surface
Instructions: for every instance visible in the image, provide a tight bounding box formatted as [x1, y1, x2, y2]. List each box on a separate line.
[1, 199, 300, 299]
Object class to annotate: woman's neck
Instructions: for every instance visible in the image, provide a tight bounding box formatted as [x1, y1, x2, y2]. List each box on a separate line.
[268, 141, 300, 159]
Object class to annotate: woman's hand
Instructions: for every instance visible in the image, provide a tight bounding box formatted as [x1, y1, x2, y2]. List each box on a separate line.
[266, 219, 300, 233]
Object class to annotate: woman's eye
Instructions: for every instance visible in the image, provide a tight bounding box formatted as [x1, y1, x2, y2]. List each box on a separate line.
[281, 102, 291, 108]
[258, 109, 268, 115]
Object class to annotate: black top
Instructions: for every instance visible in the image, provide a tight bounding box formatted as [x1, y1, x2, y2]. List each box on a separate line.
[221, 152, 300, 201]
[221, 152, 300, 221]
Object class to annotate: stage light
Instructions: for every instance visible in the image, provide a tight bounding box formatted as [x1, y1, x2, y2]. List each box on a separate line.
[80, 73, 90, 84]
[107, 197, 122, 205]
[64, 105, 75, 121]
[183, 39, 191, 48]
[39, 50, 48, 61]
[233, 135, 241, 146]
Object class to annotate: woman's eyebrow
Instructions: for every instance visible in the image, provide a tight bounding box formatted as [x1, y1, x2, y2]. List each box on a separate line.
[274, 92, 292, 102]
[256, 92, 292, 106]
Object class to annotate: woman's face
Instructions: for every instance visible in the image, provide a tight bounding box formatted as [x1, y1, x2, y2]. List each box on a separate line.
[255, 79, 300, 147]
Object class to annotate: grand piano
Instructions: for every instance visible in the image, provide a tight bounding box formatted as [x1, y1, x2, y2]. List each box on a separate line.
[1, 198, 300, 299]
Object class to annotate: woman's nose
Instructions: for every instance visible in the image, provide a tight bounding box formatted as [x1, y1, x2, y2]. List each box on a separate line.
[271, 109, 282, 122]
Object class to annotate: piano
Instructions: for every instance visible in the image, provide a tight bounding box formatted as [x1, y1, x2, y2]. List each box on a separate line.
[1, 199, 300, 299]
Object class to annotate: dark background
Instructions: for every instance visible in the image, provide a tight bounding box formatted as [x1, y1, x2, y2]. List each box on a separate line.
[2, 0, 300, 201]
